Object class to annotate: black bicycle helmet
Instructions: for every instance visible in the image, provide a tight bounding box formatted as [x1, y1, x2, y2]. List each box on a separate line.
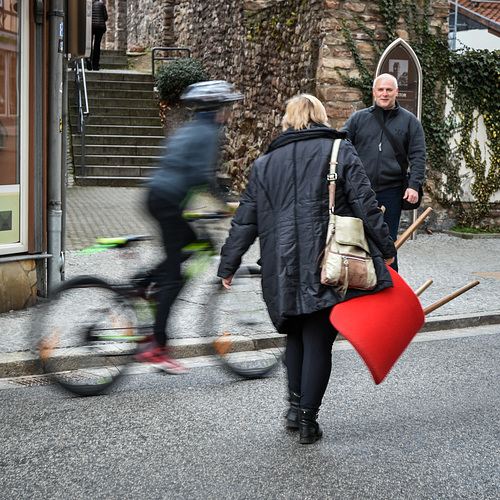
[180, 80, 244, 111]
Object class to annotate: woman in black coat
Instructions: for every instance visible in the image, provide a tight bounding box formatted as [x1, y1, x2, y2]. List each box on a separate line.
[217, 95, 396, 444]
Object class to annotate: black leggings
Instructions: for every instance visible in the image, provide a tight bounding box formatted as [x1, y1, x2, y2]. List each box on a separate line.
[285, 308, 337, 410]
[147, 191, 196, 347]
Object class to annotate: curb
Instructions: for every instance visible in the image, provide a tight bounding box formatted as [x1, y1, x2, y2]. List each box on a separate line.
[421, 311, 500, 332]
[443, 230, 500, 240]
[1, 312, 499, 379]
[0, 333, 287, 379]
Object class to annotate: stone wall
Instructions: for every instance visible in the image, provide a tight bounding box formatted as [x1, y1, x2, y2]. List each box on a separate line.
[126, 0, 175, 50]
[174, 0, 325, 191]
[317, 1, 450, 129]
[171, 0, 449, 192]
[0, 260, 37, 313]
[103, 0, 129, 50]
[104, 1, 499, 228]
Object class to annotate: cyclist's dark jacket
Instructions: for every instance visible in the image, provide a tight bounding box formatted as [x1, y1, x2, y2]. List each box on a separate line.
[146, 113, 220, 208]
[217, 125, 396, 333]
[342, 102, 426, 192]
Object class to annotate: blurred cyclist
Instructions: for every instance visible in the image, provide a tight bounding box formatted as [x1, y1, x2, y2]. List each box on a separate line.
[135, 80, 244, 374]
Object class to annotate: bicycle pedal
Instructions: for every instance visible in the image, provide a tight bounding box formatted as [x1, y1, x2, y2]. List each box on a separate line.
[213, 333, 233, 357]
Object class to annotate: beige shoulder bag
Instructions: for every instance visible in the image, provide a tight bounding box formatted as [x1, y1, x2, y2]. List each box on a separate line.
[320, 139, 377, 296]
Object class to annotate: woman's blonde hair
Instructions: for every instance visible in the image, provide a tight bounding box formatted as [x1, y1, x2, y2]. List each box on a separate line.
[282, 94, 329, 131]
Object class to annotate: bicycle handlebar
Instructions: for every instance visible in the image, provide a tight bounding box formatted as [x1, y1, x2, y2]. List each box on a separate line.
[182, 211, 234, 221]
[94, 235, 153, 247]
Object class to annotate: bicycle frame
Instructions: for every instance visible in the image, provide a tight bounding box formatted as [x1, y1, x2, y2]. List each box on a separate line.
[35, 210, 279, 396]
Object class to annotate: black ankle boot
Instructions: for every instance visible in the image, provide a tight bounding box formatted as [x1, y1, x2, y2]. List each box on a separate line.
[286, 391, 300, 429]
[299, 408, 322, 444]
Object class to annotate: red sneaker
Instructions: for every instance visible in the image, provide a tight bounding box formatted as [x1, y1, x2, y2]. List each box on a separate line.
[133, 346, 165, 364]
[134, 346, 188, 375]
[152, 352, 189, 375]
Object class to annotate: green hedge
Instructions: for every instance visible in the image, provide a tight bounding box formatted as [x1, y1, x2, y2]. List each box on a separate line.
[154, 58, 210, 102]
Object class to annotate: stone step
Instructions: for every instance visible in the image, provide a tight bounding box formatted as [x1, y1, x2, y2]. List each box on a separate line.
[95, 62, 127, 70]
[72, 134, 165, 146]
[69, 73, 153, 86]
[84, 97, 158, 109]
[73, 154, 161, 167]
[72, 144, 163, 156]
[74, 164, 157, 177]
[70, 105, 161, 119]
[99, 49, 128, 69]
[74, 175, 152, 187]
[69, 85, 156, 100]
[70, 79, 154, 92]
[68, 67, 166, 187]
[71, 115, 162, 127]
[82, 70, 154, 83]
[80, 124, 165, 137]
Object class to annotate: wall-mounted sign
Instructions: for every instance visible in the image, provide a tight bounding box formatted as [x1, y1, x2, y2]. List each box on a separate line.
[375, 38, 422, 119]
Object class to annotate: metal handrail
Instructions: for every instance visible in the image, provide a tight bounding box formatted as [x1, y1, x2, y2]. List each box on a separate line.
[73, 59, 90, 176]
[80, 58, 89, 117]
[151, 47, 191, 78]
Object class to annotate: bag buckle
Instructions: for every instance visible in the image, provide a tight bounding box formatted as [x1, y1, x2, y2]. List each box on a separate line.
[327, 172, 337, 182]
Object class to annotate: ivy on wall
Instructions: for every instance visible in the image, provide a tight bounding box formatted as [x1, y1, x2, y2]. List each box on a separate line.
[449, 50, 500, 227]
[337, 0, 500, 229]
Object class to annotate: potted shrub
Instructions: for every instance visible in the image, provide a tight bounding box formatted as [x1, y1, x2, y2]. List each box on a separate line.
[154, 58, 210, 133]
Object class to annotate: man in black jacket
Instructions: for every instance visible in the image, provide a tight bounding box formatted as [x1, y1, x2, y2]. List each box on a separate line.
[87, 0, 108, 71]
[343, 73, 426, 270]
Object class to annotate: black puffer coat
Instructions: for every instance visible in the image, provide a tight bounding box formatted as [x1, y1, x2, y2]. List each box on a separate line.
[217, 126, 396, 333]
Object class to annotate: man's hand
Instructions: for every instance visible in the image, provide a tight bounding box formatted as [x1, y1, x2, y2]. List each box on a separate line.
[403, 187, 419, 205]
[385, 257, 395, 266]
[222, 275, 234, 290]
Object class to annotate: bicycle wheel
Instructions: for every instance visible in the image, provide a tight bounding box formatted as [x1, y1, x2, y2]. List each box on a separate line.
[35, 276, 143, 396]
[204, 265, 283, 378]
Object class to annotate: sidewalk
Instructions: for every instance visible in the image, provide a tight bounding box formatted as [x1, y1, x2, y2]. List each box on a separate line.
[1, 186, 499, 377]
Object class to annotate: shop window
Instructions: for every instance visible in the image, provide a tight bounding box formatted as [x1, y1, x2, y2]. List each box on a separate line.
[0, 0, 27, 252]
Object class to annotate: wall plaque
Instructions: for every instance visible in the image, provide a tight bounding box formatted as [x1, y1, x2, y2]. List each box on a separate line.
[376, 38, 422, 119]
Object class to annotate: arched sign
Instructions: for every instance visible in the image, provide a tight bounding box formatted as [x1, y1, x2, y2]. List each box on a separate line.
[375, 38, 422, 119]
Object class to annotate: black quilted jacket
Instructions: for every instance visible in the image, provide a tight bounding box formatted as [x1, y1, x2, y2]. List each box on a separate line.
[92, 0, 108, 31]
[217, 125, 396, 333]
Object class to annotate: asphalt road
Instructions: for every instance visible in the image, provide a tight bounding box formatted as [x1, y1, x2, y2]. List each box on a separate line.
[1, 326, 499, 500]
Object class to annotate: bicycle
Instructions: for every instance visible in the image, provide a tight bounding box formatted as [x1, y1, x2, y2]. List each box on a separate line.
[34, 211, 283, 396]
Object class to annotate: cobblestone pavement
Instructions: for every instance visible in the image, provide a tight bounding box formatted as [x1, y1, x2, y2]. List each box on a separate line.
[64, 186, 159, 251]
[1, 186, 499, 358]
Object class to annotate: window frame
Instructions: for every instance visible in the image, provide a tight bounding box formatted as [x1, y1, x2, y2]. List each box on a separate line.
[0, 0, 29, 256]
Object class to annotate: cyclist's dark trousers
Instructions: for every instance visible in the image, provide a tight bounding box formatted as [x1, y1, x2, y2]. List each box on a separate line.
[147, 192, 196, 347]
[284, 308, 337, 410]
[376, 186, 403, 272]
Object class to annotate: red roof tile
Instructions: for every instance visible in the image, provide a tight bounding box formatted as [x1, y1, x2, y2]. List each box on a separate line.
[455, 0, 500, 25]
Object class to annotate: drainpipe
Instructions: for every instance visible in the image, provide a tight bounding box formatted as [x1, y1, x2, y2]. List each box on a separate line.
[453, 1, 458, 50]
[47, 0, 65, 291]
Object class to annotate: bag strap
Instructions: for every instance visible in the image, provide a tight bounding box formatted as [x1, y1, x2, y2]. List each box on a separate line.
[328, 138, 342, 214]
[372, 111, 407, 177]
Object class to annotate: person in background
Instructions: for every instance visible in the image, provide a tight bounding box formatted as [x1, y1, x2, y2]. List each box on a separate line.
[217, 94, 396, 444]
[87, 0, 108, 71]
[135, 81, 244, 374]
[342, 73, 426, 271]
